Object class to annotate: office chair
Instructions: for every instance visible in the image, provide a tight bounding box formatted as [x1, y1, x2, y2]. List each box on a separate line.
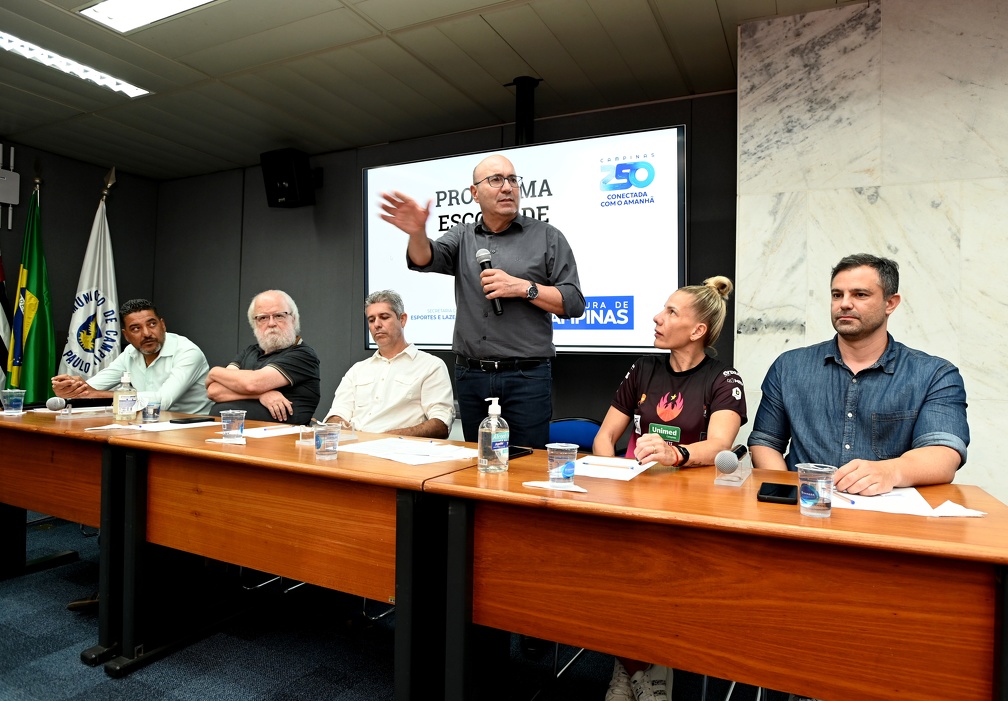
[547, 417, 601, 451]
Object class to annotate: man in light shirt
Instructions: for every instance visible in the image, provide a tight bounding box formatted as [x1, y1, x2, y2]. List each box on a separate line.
[325, 290, 453, 437]
[51, 298, 211, 413]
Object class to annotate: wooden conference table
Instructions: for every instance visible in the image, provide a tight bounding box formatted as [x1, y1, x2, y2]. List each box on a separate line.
[427, 455, 1008, 701]
[103, 420, 476, 701]
[0, 410, 476, 700]
[0, 407, 144, 664]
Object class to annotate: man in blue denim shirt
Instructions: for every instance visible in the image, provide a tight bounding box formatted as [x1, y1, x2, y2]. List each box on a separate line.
[748, 254, 969, 495]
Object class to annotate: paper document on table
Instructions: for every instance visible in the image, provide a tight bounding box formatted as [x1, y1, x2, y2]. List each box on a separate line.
[573, 456, 656, 481]
[243, 425, 302, 439]
[85, 420, 218, 432]
[831, 487, 985, 517]
[523, 481, 588, 493]
[339, 437, 477, 465]
[138, 421, 219, 431]
[32, 406, 111, 415]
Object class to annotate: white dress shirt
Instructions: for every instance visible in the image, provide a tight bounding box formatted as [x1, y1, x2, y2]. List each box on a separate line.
[326, 344, 453, 433]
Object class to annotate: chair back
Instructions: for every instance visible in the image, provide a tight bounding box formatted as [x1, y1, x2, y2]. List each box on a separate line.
[548, 417, 602, 452]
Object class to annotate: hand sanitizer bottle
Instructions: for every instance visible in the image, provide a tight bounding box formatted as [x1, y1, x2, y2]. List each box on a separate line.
[477, 397, 509, 473]
[113, 372, 138, 422]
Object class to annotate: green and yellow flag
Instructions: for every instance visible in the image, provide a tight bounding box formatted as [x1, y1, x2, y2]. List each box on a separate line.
[5, 183, 56, 404]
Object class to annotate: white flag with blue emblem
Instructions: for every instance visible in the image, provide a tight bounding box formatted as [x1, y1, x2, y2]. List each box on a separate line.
[57, 199, 120, 377]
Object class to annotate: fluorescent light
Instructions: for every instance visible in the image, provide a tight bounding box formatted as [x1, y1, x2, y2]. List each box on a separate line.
[0, 31, 149, 98]
[80, 0, 218, 33]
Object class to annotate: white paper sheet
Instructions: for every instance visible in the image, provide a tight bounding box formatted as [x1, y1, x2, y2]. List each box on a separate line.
[830, 487, 985, 517]
[32, 406, 111, 415]
[573, 456, 656, 481]
[242, 425, 302, 439]
[338, 436, 477, 465]
[85, 420, 218, 432]
[522, 480, 588, 493]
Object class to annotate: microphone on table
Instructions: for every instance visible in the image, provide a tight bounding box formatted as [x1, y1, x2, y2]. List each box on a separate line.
[714, 444, 751, 486]
[46, 396, 66, 411]
[475, 248, 503, 316]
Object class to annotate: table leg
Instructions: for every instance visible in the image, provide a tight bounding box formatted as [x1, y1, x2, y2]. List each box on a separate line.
[394, 490, 448, 701]
[81, 444, 125, 665]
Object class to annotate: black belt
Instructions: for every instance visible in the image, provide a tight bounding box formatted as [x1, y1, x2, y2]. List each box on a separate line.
[455, 354, 545, 371]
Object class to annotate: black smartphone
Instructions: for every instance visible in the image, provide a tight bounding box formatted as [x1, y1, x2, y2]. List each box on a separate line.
[170, 417, 215, 424]
[756, 482, 798, 505]
[508, 445, 534, 459]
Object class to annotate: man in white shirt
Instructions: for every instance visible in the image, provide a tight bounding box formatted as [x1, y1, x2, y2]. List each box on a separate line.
[51, 298, 211, 414]
[325, 290, 454, 437]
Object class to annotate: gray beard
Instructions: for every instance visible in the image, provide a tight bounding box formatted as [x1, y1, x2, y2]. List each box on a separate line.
[257, 328, 295, 354]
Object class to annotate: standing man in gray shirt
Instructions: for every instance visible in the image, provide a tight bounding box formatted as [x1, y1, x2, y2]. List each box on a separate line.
[380, 153, 585, 448]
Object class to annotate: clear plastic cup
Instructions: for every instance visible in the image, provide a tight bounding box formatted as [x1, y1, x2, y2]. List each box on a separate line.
[797, 463, 837, 517]
[545, 442, 579, 486]
[1, 389, 26, 415]
[314, 422, 341, 460]
[140, 394, 162, 423]
[220, 410, 246, 444]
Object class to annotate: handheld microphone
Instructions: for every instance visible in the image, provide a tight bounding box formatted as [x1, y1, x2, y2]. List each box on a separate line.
[714, 444, 748, 474]
[713, 444, 751, 487]
[46, 396, 66, 411]
[475, 248, 503, 316]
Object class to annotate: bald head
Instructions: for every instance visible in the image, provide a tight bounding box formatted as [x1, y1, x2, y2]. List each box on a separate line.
[470, 154, 520, 232]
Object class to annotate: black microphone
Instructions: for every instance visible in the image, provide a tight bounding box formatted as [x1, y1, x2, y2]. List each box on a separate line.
[475, 248, 503, 316]
[714, 444, 748, 474]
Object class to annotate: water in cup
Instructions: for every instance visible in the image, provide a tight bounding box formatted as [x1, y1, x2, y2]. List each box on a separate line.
[797, 463, 837, 517]
[141, 394, 162, 423]
[314, 422, 341, 460]
[220, 410, 246, 444]
[1, 389, 26, 415]
[545, 442, 578, 486]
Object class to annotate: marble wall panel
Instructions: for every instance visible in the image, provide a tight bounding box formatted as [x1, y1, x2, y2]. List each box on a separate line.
[737, 0, 1002, 503]
[738, 2, 881, 195]
[882, 0, 1008, 184]
[959, 179, 1008, 403]
[734, 191, 809, 408]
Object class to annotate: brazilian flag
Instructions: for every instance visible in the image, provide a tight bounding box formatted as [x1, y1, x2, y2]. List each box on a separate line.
[5, 185, 56, 404]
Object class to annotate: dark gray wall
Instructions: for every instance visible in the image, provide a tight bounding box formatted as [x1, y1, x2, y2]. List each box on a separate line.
[2, 91, 737, 424]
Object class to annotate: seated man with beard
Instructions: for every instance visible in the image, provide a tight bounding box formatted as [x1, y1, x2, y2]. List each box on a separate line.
[206, 289, 321, 425]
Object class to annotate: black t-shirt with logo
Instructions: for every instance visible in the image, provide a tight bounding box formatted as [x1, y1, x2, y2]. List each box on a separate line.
[611, 354, 747, 455]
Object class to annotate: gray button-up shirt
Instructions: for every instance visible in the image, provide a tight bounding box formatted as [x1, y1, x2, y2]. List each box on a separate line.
[408, 215, 585, 359]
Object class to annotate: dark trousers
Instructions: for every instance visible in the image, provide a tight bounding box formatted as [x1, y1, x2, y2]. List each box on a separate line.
[454, 360, 552, 448]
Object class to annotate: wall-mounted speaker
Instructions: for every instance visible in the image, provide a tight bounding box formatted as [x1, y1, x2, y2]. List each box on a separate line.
[260, 148, 316, 208]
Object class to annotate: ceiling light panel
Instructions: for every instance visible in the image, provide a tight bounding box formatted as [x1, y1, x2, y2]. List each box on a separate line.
[80, 0, 219, 33]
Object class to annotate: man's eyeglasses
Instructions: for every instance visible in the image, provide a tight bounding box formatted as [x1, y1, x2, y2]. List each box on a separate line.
[254, 311, 292, 324]
[473, 174, 522, 188]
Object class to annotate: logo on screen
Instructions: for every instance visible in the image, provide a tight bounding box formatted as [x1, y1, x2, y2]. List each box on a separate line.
[600, 161, 655, 191]
[553, 296, 632, 329]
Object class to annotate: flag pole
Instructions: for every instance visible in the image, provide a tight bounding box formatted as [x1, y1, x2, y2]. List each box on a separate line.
[102, 166, 116, 201]
[56, 168, 121, 379]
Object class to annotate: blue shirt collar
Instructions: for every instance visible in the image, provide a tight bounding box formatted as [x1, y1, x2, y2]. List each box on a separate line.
[824, 333, 898, 374]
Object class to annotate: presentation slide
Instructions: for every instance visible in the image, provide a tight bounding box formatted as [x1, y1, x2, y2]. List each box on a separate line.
[364, 126, 685, 353]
